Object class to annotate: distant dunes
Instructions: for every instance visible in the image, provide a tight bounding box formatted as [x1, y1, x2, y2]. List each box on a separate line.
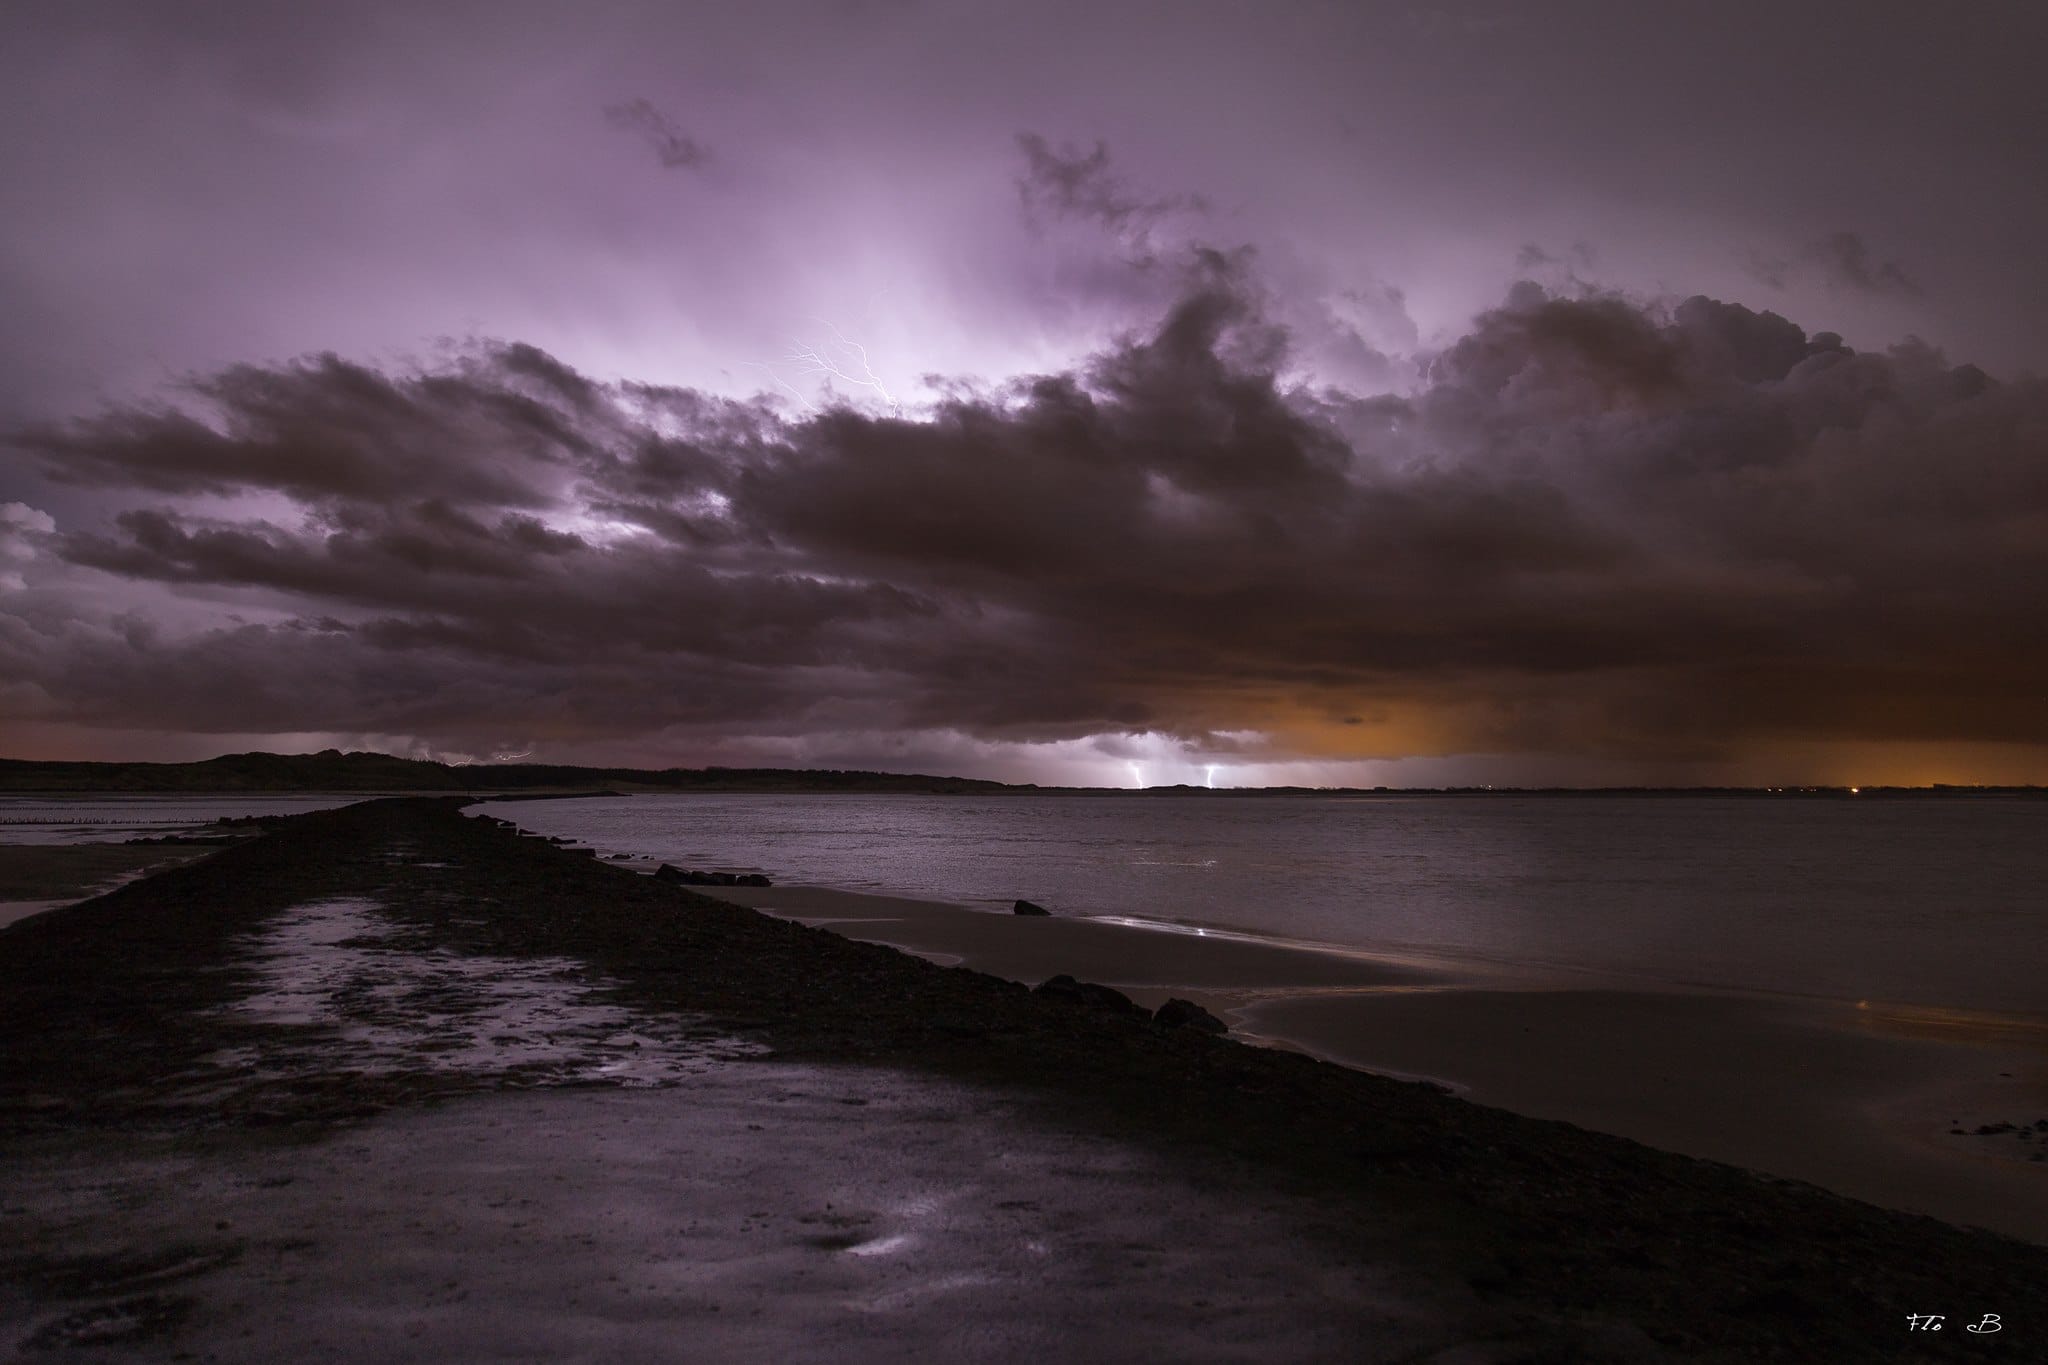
[0, 750, 1020, 795]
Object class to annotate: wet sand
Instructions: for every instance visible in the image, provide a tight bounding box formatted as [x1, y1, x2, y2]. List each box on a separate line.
[0, 844, 203, 928]
[719, 884, 2048, 1244]
[4, 800, 2044, 1362]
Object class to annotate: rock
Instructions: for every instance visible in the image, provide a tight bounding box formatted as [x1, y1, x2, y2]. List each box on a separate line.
[1154, 998, 1228, 1034]
[1463, 1257, 1512, 1293]
[607, 853, 633, 860]
[1012, 899, 1052, 916]
[1078, 982, 1141, 1014]
[736, 873, 772, 887]
[1032, 974, 1140, 1016]
[663, 869, 746, 886]
[1034, 974, 1085, 1002]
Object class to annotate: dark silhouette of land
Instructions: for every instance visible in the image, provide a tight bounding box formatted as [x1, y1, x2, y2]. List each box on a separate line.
[2, 749, 2042, 797]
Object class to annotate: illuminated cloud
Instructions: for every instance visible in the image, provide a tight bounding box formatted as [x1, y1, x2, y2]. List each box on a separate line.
[7, 262, 2046, 781]
[0, 502, 55, 591]
[3, 1, 2045, 782]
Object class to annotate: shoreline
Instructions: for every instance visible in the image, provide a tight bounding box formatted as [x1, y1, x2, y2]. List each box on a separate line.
[716, 882, 2048, 1244]
[4, 799, 2045, 1360]
[0, 843, 210, 929]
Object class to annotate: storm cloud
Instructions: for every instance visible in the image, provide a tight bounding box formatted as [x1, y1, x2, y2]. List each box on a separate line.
[1016, 133, 1204, 245]
[2, 0, 2043, 781]
[8, 267, 2044, 781]
[602, 99, 712, 171]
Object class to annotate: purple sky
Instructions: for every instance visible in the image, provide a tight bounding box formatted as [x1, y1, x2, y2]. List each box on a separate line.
[3, 0, 2046, 785]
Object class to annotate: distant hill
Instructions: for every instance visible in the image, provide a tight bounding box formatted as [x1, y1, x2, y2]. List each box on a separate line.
[1, 751, 2039, 797]
[0, 750, 1022, 795]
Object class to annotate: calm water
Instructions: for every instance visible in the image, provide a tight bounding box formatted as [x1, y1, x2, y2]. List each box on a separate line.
[477, 794, 2048, 1015]
[0, 795, 359, 846]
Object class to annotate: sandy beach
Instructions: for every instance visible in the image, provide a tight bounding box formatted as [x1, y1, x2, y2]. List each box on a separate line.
[4, 800, 2044, 1362]
[720, 882, 2048, 1245]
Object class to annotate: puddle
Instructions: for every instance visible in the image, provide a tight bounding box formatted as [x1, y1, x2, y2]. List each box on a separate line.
[212, 897, 767, 1088]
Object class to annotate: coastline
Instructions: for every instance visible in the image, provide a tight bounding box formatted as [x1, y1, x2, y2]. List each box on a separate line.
[0, 843, 209, 929]
[716, 882, 2048, 1244]
[4, 799, 2044, 1361]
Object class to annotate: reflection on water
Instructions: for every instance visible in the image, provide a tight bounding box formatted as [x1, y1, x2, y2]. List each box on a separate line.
[215, 895, 767, 1086]
[1852, 1000, 2048, 1051]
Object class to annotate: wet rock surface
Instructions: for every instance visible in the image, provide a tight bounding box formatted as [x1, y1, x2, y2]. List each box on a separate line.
[1, 798, 2044, 1362]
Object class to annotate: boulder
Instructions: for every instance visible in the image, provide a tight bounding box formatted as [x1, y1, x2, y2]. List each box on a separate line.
[737, 873, 773, 887]
[1012, 899, 1052, 916]
[1154, 998, 1228, 1034]
[1033, 974, 1141, 1016]
[1078, 982, 1143, 1015]
[1034, 973, 1085, 1002]
[653, 864, 686, 884]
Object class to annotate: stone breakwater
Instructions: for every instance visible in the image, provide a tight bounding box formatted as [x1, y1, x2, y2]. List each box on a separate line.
[0, 797, 2042, 1361]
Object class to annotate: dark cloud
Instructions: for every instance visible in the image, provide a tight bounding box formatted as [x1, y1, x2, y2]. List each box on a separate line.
[12, 350, 592, 508]
[5, 268, 2046, 774]
[1746, 231, 1920, 298]
[1805, 230, 1919, 297]
[602, 98, 712, 170]
[1514, 241, 1596, 273]
[1015, 133, 1205, 243]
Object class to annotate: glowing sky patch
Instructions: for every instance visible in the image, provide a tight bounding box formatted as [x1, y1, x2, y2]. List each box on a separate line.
[1, 1, 2044, 784]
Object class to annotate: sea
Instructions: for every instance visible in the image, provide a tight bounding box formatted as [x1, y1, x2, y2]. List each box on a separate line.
[471, 793, 2048, 1017]
[0, 795, 361, 846]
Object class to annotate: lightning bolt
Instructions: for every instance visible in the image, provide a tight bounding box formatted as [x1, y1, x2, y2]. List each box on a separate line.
[752, 318, 901, 415]
[745, 361, 817, 414]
